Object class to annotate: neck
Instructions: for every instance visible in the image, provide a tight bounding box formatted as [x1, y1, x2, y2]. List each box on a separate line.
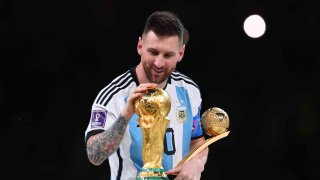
[136, 63, 167, 89]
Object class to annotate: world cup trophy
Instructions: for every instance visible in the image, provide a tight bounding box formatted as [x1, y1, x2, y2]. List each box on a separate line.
[175, 107, 230, 167]
[134, 87, 171, 180]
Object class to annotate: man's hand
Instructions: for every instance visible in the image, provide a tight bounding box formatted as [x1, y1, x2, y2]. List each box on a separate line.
[166, 137, 208, 180]
[121, 83, 157, 120]
[165, 157, 205, 180]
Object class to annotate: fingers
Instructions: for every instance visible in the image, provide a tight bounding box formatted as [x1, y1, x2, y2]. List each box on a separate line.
[128, 83, 158, 102]
[135, 83, 157, 95]
[165, 166, 181, 175]
[140, 83, 158, 90]
[122, 83, 158, 119]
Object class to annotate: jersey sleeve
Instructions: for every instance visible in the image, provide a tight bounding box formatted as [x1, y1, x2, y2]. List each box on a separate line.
[84, 69, 136, 144]
[84, 91, 123, 142]
[190, 87, 204, 139]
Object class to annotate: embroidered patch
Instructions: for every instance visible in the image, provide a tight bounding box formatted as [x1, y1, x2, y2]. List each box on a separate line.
[176, 106, 187, 123]
[91, 110, 107, 128]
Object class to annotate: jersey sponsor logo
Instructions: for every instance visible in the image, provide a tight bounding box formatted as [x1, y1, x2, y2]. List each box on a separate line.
[176, 106, 187, 123]
[91, 110, 107, 128]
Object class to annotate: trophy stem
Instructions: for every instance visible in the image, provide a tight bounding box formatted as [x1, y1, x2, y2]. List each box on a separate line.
[137, 118, 170, 180]
[175, 131, 230, 168]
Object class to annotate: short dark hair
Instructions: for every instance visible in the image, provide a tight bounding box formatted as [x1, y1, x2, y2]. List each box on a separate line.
[142, 11, 185, 45]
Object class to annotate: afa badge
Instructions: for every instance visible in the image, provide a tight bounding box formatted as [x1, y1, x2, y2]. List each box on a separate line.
[91, 110, 107, 128]
[176, 106, 187, 123]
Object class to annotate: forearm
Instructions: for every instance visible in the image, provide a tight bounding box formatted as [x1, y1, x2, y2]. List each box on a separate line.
[86, 115, 129, 165]
[190, 146, 208, 169]
[189, 137, 209, 169]
[165, 138, 209, 178]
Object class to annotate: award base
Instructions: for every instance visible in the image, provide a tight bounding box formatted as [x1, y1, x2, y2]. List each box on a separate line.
[136, 168, 169, 180]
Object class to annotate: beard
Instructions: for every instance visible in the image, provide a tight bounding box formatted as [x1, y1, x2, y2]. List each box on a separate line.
[142, 62, 175, 84]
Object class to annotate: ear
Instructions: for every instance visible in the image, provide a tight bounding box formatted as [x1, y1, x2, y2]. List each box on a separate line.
[137, 37, 142, 55]
[177, 44, 185, 62]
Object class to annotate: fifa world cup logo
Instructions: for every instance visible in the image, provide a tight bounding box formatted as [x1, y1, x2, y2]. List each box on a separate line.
[134, 88, 171, 180]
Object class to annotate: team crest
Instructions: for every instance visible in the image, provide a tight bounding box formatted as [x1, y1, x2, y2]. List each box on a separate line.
[176, 106, 187, 123]
[91, 110, 107, 128]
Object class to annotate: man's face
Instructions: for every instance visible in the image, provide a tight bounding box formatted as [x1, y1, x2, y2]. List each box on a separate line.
[137, 31, 185, 84]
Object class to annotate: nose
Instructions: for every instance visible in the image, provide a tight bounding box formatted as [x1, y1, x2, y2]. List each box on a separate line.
[153, 56, 165, 68]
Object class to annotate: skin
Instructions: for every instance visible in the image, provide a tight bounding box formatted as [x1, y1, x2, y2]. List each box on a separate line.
[136, 31, 184, 88]
[86, 30, 208, 180]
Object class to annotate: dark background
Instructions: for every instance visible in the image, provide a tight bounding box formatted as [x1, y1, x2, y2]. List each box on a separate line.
[1, 0, 319, 179]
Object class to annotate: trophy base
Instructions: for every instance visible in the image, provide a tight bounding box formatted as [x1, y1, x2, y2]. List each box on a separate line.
[136, 168, 169, 180]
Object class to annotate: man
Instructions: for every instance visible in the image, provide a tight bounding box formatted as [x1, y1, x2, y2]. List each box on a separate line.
[85, 10, 208, 180]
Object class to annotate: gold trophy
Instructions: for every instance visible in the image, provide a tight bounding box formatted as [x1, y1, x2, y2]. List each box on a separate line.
[175, 107, 230, 168]
[134, 87, 171, 180]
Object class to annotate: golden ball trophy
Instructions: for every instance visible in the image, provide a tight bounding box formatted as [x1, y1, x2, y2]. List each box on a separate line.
[135, 87, 171, 180]
[175, 107, 230, 168]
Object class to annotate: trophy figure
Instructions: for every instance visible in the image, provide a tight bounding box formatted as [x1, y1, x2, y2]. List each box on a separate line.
[175, 107, 230, 167]
[134, 87, 171, 180]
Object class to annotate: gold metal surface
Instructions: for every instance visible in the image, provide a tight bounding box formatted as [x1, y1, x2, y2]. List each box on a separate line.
[175, 107, 230, 168]
[201, 107, 230, 136]
[135, 87, 171, 179]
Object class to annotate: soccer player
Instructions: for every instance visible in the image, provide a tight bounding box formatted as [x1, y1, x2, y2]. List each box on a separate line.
[85, 10, 208, 180]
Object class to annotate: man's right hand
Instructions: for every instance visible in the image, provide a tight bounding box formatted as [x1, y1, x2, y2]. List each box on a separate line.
[121, 83, 157, 120]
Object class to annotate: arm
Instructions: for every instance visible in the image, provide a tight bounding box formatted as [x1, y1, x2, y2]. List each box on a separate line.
[189, 137, 209, 167]
[86, 115, 129, 165]
[86, 83, 158, 165]
[166, 137, 208, 180]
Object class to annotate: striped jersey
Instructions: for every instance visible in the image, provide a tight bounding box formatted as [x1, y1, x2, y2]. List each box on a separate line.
[85, 67, 204, 180]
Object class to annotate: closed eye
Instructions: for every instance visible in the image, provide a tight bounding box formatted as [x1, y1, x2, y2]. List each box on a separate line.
[164, 53, 174, 59]
[147, 49, 159, 56]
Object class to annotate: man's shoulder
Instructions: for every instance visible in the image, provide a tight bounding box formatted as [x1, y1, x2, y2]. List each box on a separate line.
[94, 68, 136, 106]
[170, 70, 199, 90]
[102, 67, 135, 89]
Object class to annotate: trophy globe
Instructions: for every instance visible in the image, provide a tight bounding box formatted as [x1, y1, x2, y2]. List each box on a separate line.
[201, 107, 230, 137]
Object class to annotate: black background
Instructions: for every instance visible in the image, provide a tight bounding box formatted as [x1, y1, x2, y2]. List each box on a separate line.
[1, 0, 319, 179]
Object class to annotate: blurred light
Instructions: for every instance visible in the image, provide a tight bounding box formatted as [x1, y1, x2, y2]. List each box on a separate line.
[243, 14, 266, 38]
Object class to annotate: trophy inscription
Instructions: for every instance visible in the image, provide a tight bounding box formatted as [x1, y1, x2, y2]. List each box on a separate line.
[134, 87, 171, 180]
